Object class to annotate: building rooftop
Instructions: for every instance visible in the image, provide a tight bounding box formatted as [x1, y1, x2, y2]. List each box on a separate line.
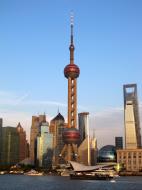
[51, 113, 65, 122]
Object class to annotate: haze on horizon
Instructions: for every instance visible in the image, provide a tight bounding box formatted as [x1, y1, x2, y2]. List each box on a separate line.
[0, 0, 142, 148]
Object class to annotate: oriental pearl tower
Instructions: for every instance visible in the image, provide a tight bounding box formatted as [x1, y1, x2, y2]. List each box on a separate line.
[60, 15, 80, 161]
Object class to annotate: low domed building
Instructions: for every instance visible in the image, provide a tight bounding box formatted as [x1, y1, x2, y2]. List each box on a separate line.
[98, 145, 116, 162]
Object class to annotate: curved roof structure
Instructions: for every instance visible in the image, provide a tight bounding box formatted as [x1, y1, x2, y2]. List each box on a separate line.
[69, 161, 116, 172]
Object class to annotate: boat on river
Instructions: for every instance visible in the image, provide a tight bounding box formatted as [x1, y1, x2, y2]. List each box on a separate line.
[69, 161, 117, 180]
[70, 171, 114, 180]
[0, 171, 7, 175]
[24, 170, 43, 176]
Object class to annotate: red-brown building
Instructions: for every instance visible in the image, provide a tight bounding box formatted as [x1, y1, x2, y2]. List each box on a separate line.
[16, 122, 28, 162]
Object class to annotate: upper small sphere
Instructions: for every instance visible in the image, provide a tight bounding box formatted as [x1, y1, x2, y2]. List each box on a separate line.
[64, 64, 80, 79]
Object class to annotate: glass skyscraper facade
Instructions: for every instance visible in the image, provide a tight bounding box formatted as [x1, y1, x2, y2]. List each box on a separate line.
[50, 113, 65, 166]
[37, 122, 53, 168]
[115, 137, 123, 150]
[1, 127, 19, 166]
[78, 112, 89, 144]
[0, 118, 2, 163]
[30, 114, 46, 165]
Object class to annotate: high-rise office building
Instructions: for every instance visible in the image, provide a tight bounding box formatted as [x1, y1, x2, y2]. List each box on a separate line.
[39, 115, 46, 124]
[78, 137, 89, 165]
[0, 118, 3, 163]
[90, 136, 98, 165]
[115, 137, 123, 150]
[1, 127, 19, 166]
[117, 84, 142, 172]
[123, 84, 141, 149]
[61, 15, 80, 161]
[37, 122, 53, 168]
[78, 112, 89, 144]
[30, 116, 40, 165]
[30, 114, 46, 165]
[16, 122, 27, 161]
[78, 133, 97, 166]
[50, 113, 65, 166]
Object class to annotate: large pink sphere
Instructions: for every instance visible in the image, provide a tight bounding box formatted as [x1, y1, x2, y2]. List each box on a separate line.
[64, 64, 80, 79]
[63, 127, 80, 144]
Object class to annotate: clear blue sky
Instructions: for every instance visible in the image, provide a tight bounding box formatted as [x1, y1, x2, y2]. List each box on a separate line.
[0, 0, 142, 145]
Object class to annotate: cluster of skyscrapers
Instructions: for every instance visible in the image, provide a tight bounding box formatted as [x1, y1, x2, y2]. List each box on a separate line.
[0, 121, 29, 167]
[30, 113, 65, 168]
[29, 111, 97, 168]
[0, 111, 97, 168]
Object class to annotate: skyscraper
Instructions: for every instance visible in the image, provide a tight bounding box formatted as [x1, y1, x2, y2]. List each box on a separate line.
[30, 114, 46, 165]
[50, 113, 65, 166]
[61, 15, 80, 161]
[16, 122, 27, 161]
[1, 127, 19, 166]
[0, 118, 3, 163]
[78, 137, 89, 165]
[90, 136, 98, 165]
[123, 84, 141, 149]
[78, 112, 89, 144]
[78, 136, 98, 166]
[115, 137, 123, 150]
[117, 84, 142, 172]
[37, 122, 53, 168]
[30, 116, 40, 165]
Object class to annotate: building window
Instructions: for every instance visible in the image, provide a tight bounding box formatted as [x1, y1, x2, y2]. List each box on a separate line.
[133, 160, 136, 165]
[128, 153, 131, 158]
[124, 153, 126, 157]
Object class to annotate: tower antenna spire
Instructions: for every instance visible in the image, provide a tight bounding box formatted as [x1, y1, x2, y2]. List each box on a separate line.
[57, 107, 59, 114]
[70, 11, 75, 64]
[70, 11, 74, 44]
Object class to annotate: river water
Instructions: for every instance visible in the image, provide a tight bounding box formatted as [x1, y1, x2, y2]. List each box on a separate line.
[0, 175, 142, 190]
